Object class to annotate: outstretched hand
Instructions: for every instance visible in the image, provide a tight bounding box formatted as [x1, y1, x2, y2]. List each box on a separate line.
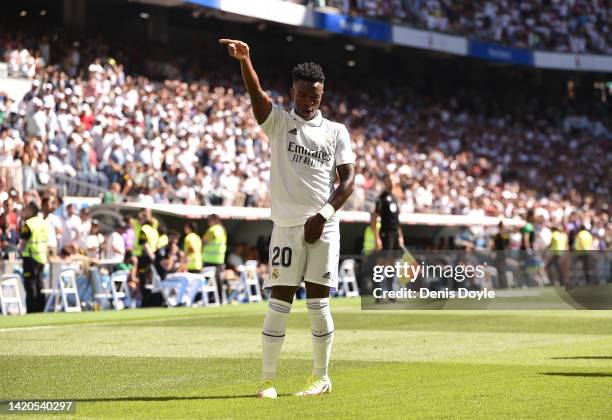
[304, 214, 326, 244]
[219, 39, 250, 60]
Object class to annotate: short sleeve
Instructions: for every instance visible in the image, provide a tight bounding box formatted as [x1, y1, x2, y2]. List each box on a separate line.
[375, 195, 382, 214]
[335, 125, 355, 166]
[260, 105, 282, 140]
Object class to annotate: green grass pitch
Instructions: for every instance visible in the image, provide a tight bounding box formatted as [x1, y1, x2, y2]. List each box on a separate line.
[1, 300, 611, 419]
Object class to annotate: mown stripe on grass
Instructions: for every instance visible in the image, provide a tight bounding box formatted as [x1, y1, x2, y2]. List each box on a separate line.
[1, 325, 611, 369]
[1, 355, 610, 419]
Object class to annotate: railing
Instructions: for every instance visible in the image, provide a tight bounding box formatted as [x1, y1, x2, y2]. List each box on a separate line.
[48, 171, 115, 199]
[2, 165, 111, 199]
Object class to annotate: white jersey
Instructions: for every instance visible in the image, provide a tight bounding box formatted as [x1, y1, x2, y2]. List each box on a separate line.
[261, 106, 354, 227]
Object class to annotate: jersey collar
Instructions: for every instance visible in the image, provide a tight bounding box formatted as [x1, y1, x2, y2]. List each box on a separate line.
[290, 108, 323, 127]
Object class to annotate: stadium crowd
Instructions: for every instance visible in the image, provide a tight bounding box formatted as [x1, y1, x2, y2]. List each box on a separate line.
[0, 29, 609, 311]
[1, 33, 610, 236]
[295, 0, 612, 54]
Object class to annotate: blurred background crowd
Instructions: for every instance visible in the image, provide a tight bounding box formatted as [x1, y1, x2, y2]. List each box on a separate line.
[0, 1, 610, 312]
[293, 0, 611, 54]
[1, 31, 609, 232]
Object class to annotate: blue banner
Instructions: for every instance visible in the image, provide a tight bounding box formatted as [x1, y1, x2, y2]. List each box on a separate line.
[187, 0, 220, 9]
[184, 0, 610, 72]
[468, 40, 534, 66]
[313, 11, 391, 42]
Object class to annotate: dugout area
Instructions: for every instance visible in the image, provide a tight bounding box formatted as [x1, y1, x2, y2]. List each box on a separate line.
[91, 203, 519, 254]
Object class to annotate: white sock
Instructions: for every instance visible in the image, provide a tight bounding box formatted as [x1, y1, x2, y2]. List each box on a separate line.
[261, 298, 292, 381]
[307, 297, 334, 378]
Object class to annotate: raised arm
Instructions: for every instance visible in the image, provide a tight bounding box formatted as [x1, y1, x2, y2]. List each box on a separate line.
[219, 39, 272, 124]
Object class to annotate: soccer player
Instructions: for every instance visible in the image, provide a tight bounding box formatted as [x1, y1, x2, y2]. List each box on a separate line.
[220, 38, 355, 398]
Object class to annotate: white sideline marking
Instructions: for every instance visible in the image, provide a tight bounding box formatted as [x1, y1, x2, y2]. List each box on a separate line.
[0, 325, 57, 333]
[0, 313, 230, 333]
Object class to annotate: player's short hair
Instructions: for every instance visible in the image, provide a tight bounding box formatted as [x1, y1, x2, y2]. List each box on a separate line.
[292, 62, 325, 84]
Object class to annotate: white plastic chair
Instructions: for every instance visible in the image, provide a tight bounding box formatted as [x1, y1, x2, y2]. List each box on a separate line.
[241, 260, 262, 303]
[46, 268, 81, 312]
[192, 267, 221, 307]
[43, 262, 59, 312]
[92, 266, 113, 310]
[110, 270, 130, 310]
[0, 274, 25, 315]
[338, 259, 360, 297]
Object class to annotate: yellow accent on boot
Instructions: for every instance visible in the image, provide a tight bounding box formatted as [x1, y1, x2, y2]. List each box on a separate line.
[256, 380, 277, 399]
[294, 375, 332, 396]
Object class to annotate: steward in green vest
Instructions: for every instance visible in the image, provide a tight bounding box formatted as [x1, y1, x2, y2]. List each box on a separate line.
[157, 225, 169, 250]
[134, 222, 160, 307]
[202, 214, 227, 304]
[183, 222, 203, 273]
[131, 209, 160, 256]
[574, 224, 594, 285]
[20, 202, 50, 313]
[202, 214, 227, 265]
[363, 221, 381, 255]
[131, 216, 141, 253]
[546, 225, 569, 287]
[550, 227, 569, 256]
[133, 224, 159, 257]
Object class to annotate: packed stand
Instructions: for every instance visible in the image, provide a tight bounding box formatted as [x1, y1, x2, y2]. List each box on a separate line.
[317, 0, 612, 54]
[0, 33, 610, 248]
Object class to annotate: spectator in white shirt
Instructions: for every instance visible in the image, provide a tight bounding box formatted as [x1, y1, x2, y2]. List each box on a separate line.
[63, 203, 82, 246]
[105, 222, 126, 262]
[85, 220, 104, 259]
[26, 98, 47, 140]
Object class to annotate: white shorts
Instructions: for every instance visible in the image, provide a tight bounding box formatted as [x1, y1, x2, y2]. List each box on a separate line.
[264, 221, 340, 290]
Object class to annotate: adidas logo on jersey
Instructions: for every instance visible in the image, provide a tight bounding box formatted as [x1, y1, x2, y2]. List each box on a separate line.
[322, 272, 331, 280]
[288, 128, 298, 135]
